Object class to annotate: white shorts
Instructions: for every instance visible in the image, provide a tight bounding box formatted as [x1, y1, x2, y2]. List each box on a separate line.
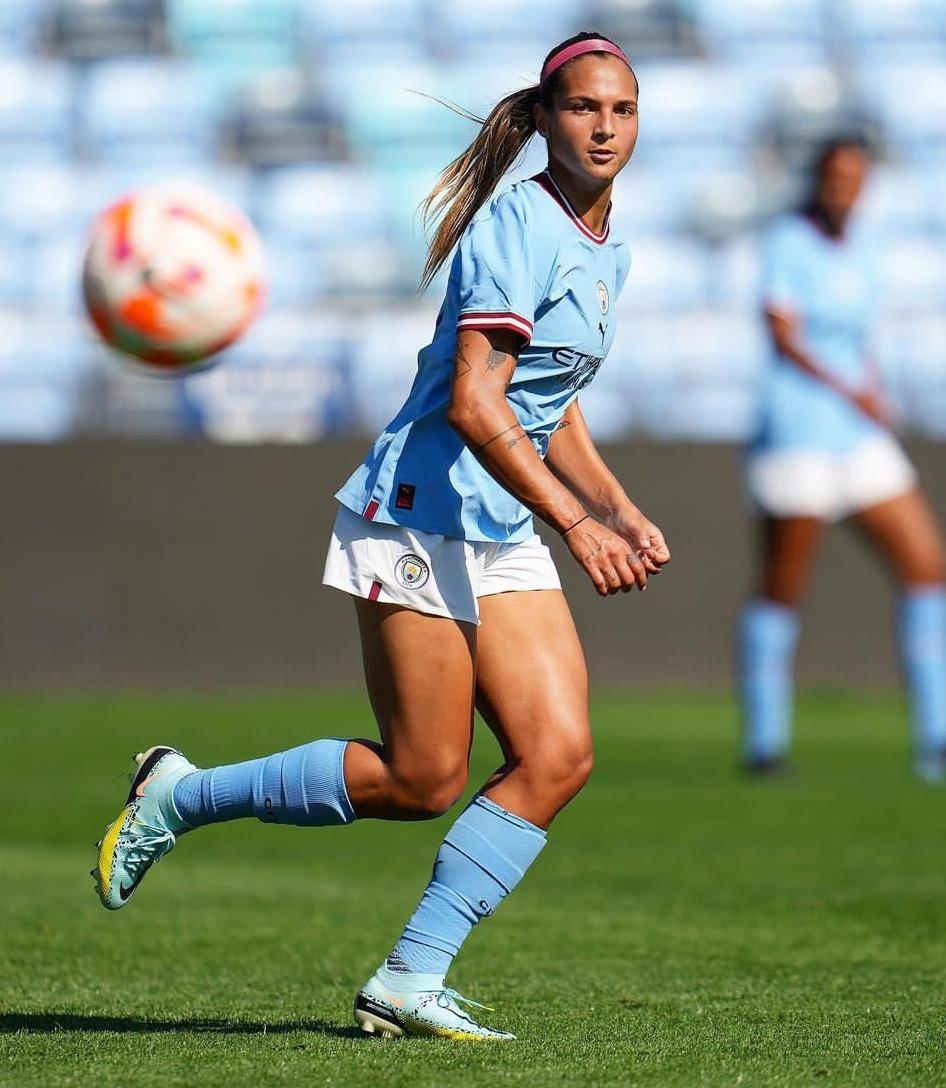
[322, 505, 561, 625]
[746, 433, 917, 521]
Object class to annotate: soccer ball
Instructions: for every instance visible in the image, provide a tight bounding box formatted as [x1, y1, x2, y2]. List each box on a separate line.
[82, 183, 265, 374]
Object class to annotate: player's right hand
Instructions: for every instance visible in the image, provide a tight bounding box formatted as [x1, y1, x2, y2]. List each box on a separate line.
[562, 517, 650, 596]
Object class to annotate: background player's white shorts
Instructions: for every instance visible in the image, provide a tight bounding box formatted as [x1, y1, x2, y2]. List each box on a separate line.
[746, 433, 917, 521]
[322, 505, 561, 625]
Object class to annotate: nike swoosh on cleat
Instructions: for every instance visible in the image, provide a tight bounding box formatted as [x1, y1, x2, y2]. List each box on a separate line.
[118, 870, 146, 901]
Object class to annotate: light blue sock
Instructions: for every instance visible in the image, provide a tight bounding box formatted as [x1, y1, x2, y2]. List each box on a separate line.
[899, 586, 946, 758]
[386, 795, 547, 980]
[172, 738, 356, 828]
[740, 598, 800, 762]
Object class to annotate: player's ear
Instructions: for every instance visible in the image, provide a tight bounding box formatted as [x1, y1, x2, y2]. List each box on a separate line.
[533, 100, 549, 139]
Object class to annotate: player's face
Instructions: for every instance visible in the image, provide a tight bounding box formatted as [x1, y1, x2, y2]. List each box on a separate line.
[537, 56, 639, 187]
[816, 147, 868, 223]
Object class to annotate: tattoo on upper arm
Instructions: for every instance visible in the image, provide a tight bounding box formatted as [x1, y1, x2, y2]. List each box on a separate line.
[485, 349, 514, 371]
[454, 346, 474, 377]
[556, 419, 571, 432]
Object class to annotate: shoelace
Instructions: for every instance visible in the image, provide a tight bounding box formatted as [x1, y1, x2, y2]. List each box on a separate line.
[437, 988, 494, 1014]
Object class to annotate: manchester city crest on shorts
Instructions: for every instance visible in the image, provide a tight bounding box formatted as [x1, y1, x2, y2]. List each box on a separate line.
[395, 553, 429, 589]
[596, 280, 609, 315]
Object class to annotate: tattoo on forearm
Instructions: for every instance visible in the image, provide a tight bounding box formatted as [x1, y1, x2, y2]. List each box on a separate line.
[485, 349, 512, 371]
[504, 429, 530, 450]
[476, 423, 527, 453]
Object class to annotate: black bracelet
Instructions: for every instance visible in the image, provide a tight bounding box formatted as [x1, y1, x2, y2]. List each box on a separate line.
[561, 514, 590, 536]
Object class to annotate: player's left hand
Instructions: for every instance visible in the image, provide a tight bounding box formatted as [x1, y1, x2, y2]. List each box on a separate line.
[608, 504, 671, 575]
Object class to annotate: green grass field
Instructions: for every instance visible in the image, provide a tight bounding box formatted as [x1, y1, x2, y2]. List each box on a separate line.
[2, 692, 945, 1088]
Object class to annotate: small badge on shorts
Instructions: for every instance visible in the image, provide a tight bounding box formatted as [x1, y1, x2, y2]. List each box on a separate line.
[395, 553, 429, 589]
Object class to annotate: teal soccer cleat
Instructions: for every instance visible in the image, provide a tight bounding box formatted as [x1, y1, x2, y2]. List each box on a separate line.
[354, 964, 516, 1041]
[92, 746, 196, 910]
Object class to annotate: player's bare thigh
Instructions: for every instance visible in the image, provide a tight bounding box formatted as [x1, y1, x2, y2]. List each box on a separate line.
[344, 599, 477, 820]
[474, 588, 592, 829]
[852, 487, 946, 586]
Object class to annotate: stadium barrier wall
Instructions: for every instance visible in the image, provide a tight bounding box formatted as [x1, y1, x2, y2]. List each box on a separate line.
[1, 441, 942, 693]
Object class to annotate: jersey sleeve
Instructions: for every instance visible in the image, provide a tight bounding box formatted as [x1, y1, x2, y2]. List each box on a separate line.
[454, 191, 537, 344]
[760, 220, 807, 318]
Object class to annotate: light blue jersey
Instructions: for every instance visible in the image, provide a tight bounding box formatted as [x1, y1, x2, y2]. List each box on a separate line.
[753, 212, 883, 454]
[337, 171, 631, 542]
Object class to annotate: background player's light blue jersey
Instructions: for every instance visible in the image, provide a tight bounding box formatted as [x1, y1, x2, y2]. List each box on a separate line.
[753, 212, 882, 454]
[337, 172, 631, 542]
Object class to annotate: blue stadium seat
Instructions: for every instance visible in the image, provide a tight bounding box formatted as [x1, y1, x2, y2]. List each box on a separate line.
[610, 168, 694, 238]
[0, 312, 92, 440]
[262, 233, 407, 305]
[255, 165, 388, 245]
[588, 0, 699, 63]
[0, 166, 78, 244]
[227, 71, 348, 167]
[434, 0, 575, 55]
[0, 0, 43, 55]
[858, 64, 946, 164]
[80, 165, 254, 228]
[42, 0, 165, 62]
[346, 305, 438, 435]
[692, 0, 825, 56]
[322, 61, 468, 166]
[615, 235, 710, 310]
[442, 58, 543, 120]
[630, 63, 760, 170]
[0, 59, 72, 164]
[180, 312, 353, 441]
[874, 313, 946, 438]
[838, 0, 944, 47]
[858, 167, 936, 239]
[302, 0, 427, 50]
[879, 238, 946, 310]
[579, 313, 677, 439]
[712, 236, 764, 309]
[167, 0, 300, 97]
[81, 60, 215, 164]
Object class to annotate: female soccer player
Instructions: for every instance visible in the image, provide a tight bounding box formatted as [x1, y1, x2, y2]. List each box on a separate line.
[741, 137, 946, 780]
[92, 33, 670, 1039]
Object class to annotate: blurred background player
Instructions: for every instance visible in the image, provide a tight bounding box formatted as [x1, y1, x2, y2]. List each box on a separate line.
[740, 138, 946, 781]
[92, 33, 670, 1041]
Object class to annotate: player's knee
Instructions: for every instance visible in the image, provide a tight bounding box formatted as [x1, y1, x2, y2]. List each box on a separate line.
[522, 730, 594, 801]
[393, 762, 468, 819]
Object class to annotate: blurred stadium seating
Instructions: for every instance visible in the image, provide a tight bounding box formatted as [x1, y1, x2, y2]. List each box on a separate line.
[0, 0, 943, 441]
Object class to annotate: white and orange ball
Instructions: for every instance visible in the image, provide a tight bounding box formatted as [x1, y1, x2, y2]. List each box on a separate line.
[82, 183, 265, 374]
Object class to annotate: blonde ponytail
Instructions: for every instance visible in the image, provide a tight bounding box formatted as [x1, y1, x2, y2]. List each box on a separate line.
[419, 86, 540, 291]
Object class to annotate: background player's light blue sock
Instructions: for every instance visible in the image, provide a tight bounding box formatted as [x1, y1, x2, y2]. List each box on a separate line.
[740, 598, 800, 762]
[386, 794, 547, 980]
[172, 738, 356, 827]
[899, 586, 946, 759]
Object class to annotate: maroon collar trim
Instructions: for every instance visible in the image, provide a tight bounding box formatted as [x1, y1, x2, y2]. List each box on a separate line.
[531, 170, 611, 244]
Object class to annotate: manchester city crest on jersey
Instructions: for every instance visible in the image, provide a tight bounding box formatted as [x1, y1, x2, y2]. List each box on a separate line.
[395, 553, 429, 589]
[596, 280, 609, 315]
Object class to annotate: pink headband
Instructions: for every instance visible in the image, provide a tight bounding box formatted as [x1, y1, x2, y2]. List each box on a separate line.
[540, 39, 631, 86]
